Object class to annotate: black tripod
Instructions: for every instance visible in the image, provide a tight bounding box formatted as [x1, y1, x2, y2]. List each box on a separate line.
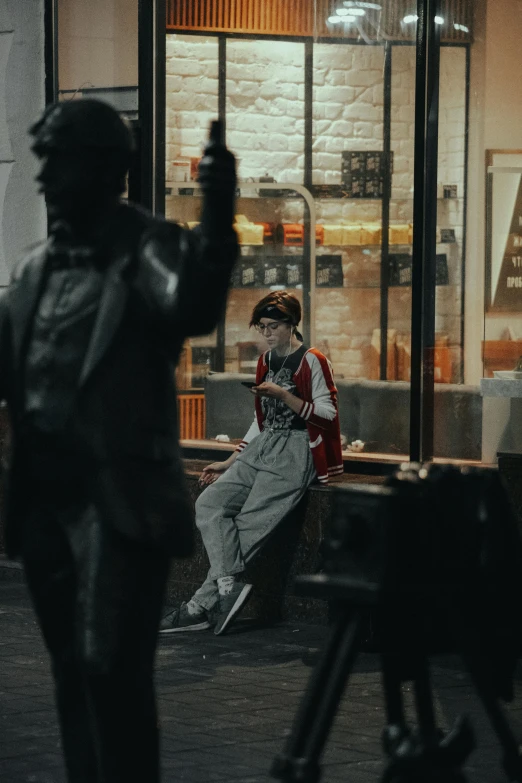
[271, 574, 522, 783]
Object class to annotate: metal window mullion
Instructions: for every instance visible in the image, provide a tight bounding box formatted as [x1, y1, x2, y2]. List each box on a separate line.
[215, 34, 227, 373]
[380, 42, 392, 381]
[421, 0, 441, 461]
[303, 39, 313, 348]
[410, 0, 441, 463]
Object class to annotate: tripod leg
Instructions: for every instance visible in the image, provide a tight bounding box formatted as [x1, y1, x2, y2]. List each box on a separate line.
[461, 650, 522, 783]
[381, 654, 409, 756]
[272, 606, 364, 783]
[412, 655, 438, 740]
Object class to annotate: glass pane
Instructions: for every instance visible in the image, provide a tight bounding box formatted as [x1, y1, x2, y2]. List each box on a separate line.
[388, 42, 414, 419]
[435, 46, 466, 387]
[223, 186, 307, 379]
[465, 2, 522, 465]
[226, 40, 305, 184]
[57, 0, 138, 117]
[313, 42, 386, 388]
[165, 34, 219, 402]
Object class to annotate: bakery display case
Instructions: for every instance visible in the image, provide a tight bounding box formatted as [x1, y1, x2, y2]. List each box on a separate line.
[166, 181, 463, 389]
[164, 27, 467, 454]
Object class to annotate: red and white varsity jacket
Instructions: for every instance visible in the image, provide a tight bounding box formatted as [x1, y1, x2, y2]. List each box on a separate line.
[235, 348, 344, 484]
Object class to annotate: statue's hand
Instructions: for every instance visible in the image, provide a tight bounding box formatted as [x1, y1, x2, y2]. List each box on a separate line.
[198, 146, 236, 197]
[198, 131, 236, 233]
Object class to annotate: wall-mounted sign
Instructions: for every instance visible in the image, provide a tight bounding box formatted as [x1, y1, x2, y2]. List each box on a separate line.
[487, 151, 522, 311]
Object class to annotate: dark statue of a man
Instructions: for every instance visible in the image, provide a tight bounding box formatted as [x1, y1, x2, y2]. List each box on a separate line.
[0, 99, 237, 782]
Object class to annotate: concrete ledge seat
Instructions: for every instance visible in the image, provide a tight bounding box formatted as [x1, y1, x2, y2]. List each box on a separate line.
[204, 373, 483, 461]
[167, 463, 385, 624]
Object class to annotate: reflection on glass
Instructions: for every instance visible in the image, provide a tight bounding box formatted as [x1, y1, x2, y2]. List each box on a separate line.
[226, 39, 305, 184]
[312, 43, 385, 383]
[57, 0, 138, 117]
[165, 34, 219, 395]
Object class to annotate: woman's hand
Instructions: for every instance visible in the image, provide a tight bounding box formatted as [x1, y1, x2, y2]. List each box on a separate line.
[198, 456, 235, 486]
[253, 381, 287, 400]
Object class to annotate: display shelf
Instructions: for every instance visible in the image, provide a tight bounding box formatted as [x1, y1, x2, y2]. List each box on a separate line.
[166, 186, 464, 204]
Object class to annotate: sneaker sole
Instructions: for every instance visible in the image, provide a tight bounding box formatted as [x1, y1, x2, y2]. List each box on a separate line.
[159, 620, 211, 634]
[214, 584, 253, 636]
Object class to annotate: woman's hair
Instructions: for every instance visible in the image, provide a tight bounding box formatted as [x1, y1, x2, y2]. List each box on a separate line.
[250, 291, 303, 339]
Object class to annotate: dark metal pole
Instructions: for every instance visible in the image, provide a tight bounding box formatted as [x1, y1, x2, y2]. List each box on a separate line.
[218, 35, 227, 132]
[380, 42, 392, 381]
[303, 39, 314, 347]
[44, 0, 58, 105]
[138, 0, 166, 214]
[215, 35, 227, 373]
[154, 0, 166, 217]
[409, 0, 441, 462]
[138, 0, 154, 211]
[421, 0, 441, 460]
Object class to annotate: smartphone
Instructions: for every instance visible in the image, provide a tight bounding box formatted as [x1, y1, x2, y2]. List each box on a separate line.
[241, 381, 257, 388]
[209, 119, 224, 146]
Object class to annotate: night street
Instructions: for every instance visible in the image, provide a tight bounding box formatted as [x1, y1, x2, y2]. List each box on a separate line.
[2, 568, 522, 783]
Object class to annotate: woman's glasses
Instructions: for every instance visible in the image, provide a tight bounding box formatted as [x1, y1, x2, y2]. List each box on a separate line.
[255, 321, 283, 334]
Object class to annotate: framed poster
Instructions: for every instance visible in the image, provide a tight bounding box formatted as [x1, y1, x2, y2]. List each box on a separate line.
[486, 150, 522, 311]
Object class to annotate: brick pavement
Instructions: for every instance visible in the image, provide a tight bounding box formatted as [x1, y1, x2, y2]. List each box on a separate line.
[1, 578, 522, 783]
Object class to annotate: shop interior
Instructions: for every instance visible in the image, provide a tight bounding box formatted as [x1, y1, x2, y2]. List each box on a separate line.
[56, 0, 522, 461]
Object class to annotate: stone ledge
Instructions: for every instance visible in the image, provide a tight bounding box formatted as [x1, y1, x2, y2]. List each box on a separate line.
[166, 462, 387, 624]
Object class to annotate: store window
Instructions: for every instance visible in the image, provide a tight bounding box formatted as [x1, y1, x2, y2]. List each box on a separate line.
[476, 2, 522, 465]
[164, 0, 478, 462]
[56, 0, 138, 117]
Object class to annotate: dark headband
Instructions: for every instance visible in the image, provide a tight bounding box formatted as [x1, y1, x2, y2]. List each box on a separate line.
[256, 305, 295, 324]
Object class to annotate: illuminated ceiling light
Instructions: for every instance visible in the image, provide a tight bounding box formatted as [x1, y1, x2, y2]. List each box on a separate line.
[347, 7, 366, 15]
[454, 22, 469, 32]
[343, 1, 382, 8]
[327, 15, 343, 23]
[435, 15, 444, 24]
[403, 14, 418, 23]
[336, 8, 350, 15]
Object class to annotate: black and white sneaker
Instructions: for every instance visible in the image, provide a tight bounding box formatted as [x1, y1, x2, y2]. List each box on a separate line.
[159, 602, 211, 634]
[213, 582, 253, 636]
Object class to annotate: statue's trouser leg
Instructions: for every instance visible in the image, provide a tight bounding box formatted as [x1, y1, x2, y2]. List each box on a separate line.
[21, 501, 170, 783]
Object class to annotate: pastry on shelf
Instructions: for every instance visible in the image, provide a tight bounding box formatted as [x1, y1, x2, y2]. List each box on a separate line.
[254, 221, 277, 243]
[277, 223, 304, 246]
[322, 224, 345, 245]
[233, 214, 264, 245]
[389, 223, 411, 245]
[360, 223, 382, 244]
[342, 224, 363, 245]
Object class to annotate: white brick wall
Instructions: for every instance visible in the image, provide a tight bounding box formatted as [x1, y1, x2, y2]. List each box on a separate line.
[165, 34, 466, 382]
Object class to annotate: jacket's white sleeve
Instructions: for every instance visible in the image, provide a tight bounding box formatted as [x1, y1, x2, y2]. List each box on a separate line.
[297, 353, 336, 427]
[235, 415, 261, 452]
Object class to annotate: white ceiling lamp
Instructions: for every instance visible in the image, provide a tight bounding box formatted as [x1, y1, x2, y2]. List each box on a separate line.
[343, 1, 382, 8]
[402, 13, 445, 25]
[454, 22, 469, 32]
[327, 0, 382, 42]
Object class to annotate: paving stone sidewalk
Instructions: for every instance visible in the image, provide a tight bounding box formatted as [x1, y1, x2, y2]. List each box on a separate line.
[1, 579, 522, 783]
